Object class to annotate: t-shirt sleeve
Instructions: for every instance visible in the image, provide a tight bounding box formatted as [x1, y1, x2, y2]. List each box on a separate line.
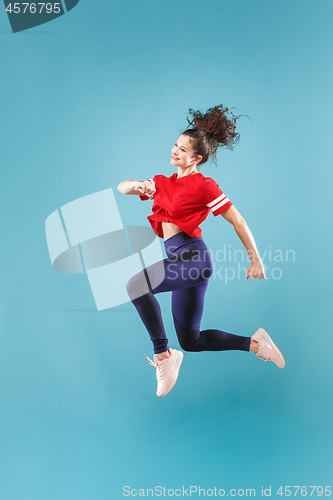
[138, 177, 156, 201]
[205, 177, 233, 216]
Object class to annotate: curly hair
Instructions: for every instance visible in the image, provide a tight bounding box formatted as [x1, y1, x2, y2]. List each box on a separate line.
[182, 104, 241, 165]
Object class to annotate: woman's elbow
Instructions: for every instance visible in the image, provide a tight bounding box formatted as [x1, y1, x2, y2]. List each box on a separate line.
[233, 216, 246, 230]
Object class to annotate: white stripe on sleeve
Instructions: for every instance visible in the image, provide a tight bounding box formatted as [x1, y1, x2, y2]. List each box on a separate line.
[206, 193, 226, 208]
[148, 178, 155, 189]
[211, 197, 230, 212]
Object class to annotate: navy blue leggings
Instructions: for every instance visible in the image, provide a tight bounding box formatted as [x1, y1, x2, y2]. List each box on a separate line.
[126, 232, 251, 354]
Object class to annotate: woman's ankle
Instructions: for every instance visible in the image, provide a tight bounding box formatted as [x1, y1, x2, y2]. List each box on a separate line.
[249, 338, 259, 353]
[156, 350, 170, 361]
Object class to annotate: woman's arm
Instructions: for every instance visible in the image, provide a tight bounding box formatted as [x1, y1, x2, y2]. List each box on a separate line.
[221, 205, 266, 280]
[117, 180, 142, 195]
[117, 180, 155, 197]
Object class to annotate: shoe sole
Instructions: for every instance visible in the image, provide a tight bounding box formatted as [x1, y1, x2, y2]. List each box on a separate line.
[258, 327, 285, 368]
[158, 350, 184, 397]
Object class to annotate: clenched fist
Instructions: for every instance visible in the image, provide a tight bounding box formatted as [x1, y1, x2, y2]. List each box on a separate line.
[137, 180, 156, 199]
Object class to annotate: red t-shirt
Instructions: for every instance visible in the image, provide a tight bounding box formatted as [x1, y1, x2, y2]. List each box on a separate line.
[139, 172, 233, 239]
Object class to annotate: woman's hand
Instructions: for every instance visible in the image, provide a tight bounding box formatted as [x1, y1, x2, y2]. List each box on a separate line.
[247, 260, 266, 280]
[137, 181, 156, 198]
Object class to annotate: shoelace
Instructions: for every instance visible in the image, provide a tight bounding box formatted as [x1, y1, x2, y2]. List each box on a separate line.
[145, 354, 163, 380]
[255, 344, 269, 361]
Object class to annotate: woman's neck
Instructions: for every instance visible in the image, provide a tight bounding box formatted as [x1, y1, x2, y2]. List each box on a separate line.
[176, 167, 198, 179]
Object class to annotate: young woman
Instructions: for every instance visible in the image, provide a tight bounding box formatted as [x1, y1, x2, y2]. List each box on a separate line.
[117, 105, 285, 398]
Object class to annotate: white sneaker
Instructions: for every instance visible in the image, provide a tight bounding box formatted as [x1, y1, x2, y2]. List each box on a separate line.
[252, 327, 285, 368]
[145, 348, 184, 397]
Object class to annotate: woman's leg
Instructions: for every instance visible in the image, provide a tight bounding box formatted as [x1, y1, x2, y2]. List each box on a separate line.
[172, 283, 251, 352]
[126, 263, 170, 354]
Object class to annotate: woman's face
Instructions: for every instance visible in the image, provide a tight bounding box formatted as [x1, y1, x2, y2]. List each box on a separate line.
[171, 135, 200, 168]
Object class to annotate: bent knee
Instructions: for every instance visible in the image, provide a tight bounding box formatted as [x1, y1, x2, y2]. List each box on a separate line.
[177, 331, 203, 352]
[126, 272, 150, 300]
[178, 340, 202, 352]
[179, 342, 198, 352]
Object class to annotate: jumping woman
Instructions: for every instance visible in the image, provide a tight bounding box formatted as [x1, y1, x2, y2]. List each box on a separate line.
[117, 105, 285, 398]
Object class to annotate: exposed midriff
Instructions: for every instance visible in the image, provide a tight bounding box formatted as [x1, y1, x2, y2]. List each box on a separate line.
[161, 221, 185, 241]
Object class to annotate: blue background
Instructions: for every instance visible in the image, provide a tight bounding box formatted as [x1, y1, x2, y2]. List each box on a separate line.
[1, 0, 332, 498]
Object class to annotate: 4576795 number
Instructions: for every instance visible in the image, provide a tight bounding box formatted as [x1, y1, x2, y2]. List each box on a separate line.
[5, 3, 61, 14]
[277, 486, 331, 496]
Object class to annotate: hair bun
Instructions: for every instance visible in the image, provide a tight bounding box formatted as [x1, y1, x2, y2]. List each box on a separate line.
[182, 104, 241, 165]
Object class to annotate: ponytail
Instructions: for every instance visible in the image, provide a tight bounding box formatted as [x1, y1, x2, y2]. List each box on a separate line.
[182, 104, 241, 165]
